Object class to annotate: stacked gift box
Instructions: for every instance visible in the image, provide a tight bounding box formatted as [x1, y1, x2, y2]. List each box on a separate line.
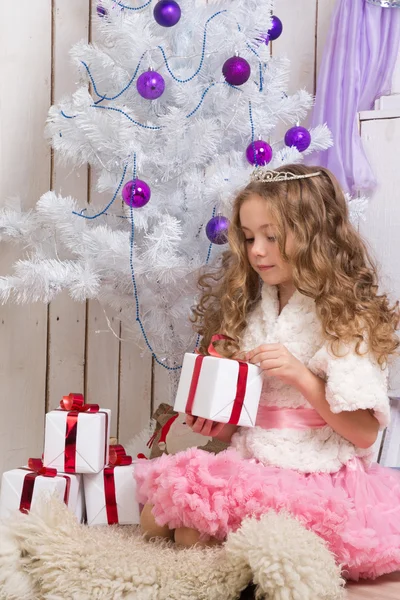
[0, 393, 140, 526]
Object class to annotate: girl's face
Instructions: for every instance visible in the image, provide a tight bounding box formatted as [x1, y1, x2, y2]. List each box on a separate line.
[239, 194, 294, 287]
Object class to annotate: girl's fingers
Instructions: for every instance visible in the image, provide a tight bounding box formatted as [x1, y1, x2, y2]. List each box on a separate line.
[187, 415, 225, 437]
[209, 421, 226, 437]
[201, 420, 225, 438]
[260, 358, 282, 371]
[185, 414, 195, 427]
[191, 417, 205, 433]
[199, 419, 214, 437]
[191, 417, 217, 437]
[245, 347, 262, 361]
[246, 344, 282, 361]
[248, 350, 281, 364]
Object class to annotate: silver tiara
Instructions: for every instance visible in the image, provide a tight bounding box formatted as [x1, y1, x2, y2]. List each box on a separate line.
[366, 0, 400, 7]
[250, 168, 322, 183]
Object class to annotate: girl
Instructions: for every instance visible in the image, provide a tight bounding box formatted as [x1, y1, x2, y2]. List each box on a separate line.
[136, 164, 400, 580]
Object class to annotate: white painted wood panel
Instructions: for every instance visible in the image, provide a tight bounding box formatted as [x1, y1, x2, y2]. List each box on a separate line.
[85, 300, 120, 437]
[119, 333, 152, 443]
[84, 3, 120, 437]
[316, 0, 337, 76]
[271, 0, 317, 140]
[360, 117, 400, 395]
[392, 45, 400, 94]
[47, 0, 90, 411]
[152, 362, 174, 412]
[0, 1, 52, 473]
[273, 0, 317, 95]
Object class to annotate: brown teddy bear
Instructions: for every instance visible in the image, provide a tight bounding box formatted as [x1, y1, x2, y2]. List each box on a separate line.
[148, 403, 228, 458]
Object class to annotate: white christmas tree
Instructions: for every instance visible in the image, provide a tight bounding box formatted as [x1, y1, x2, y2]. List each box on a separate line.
[0, 0, 339, 373]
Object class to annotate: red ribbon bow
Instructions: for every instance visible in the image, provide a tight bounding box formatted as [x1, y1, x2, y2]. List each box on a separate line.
[27, 458, 57, 478]
[103, 444, 133, 525]
[58, 393, 107, 473]
[186, 334, 249, 426]
[60, 393, 99, 413]
[108, 444, 132, 467]
[19, 458, 70, 514]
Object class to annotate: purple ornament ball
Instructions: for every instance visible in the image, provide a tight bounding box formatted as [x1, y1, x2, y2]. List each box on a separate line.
[97, 4, 107, 17]
[206, 216, 230, 245]
[137, 70, 165, 100]
[153, 0, 181, 27]
[122, 179, 151, 208]
[246, 140, 273, 166]
[268, 15, 283, 41]
[284, 126, 311, 153]
[222, 56, 251, 86]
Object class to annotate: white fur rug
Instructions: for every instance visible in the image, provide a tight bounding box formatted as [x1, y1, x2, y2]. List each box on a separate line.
[0, 499, 344, 600]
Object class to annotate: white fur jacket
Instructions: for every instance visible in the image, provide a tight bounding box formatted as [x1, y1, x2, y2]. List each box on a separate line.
[230, 283, 390, 473]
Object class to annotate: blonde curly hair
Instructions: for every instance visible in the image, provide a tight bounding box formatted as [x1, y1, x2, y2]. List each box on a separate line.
[191, 164, 399, 367]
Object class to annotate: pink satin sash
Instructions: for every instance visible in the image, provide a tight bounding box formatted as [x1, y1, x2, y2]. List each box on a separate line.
[256, 405, 326, 430]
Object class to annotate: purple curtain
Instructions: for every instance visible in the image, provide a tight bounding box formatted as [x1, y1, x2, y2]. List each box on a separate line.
[306, 0, 400, 194]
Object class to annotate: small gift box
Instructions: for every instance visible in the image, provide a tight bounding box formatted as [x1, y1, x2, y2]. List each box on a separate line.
[0, 458, 84, 521]
[43, 393, 111, 474]
[174, 337, 262, 427]
[83, 445, 140, 526]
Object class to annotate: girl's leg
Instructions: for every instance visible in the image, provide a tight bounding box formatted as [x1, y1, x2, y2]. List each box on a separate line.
[140, 503, 174, 540]
[174, 526, 221, 548]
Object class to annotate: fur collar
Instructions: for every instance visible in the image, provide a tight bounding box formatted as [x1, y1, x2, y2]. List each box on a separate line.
[241, 284, 323, 363]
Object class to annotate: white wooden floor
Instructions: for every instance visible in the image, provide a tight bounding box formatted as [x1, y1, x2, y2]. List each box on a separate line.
[346, 572, 400, 599]
[241, 573, 400, 599]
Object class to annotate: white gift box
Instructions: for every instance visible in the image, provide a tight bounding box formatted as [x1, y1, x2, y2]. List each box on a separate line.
[84, 463, 140, 526]
[43, 408, 111, 474]
[174, 353, 262, 427]
[0, 467, 84, 521]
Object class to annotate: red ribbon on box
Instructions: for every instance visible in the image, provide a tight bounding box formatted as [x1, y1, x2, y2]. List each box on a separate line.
[19, 458, 71, 514]
[103, 445, 133, 525]
[59, 393, 108, 473]
[185, 335, 249, 426]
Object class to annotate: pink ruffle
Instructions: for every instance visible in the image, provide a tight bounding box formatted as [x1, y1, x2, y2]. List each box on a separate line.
[135, 448, 400, 580]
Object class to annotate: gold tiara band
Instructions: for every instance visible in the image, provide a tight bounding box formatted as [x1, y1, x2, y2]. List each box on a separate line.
[251, 169, 322, 183]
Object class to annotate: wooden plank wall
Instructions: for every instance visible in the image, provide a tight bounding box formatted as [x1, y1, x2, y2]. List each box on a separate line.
[360, 116, 400, 395]
[0, 2, 51, 475]
[4, 0, 399, 477]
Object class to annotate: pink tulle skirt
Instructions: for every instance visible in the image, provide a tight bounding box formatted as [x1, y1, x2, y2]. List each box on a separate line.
[135, 447, 400, 580]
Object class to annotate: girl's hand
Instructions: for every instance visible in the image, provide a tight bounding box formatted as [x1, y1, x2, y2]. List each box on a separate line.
[245, 344, 308, 389]
[185, 414, 226, 437]
[185, 415, 239, 443]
